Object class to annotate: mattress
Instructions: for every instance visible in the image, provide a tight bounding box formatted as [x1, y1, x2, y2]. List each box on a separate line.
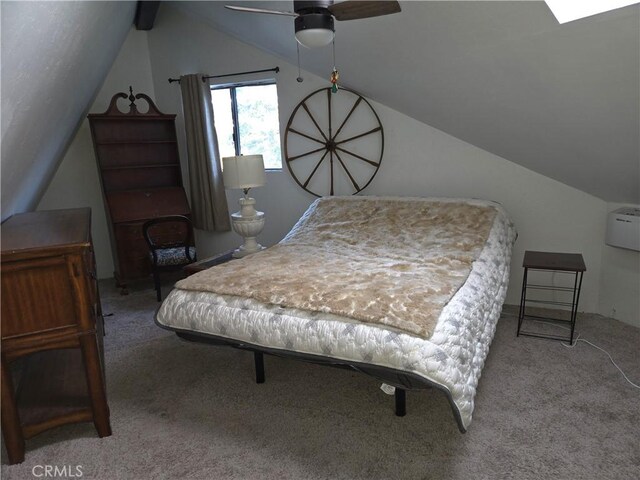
[156, 196, 517, 431]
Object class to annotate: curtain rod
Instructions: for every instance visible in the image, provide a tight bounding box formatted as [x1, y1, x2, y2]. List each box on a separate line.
[168, 67, 279, 84]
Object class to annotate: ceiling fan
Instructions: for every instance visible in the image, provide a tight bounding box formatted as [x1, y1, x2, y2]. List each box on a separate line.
[225, 1, 402, 48]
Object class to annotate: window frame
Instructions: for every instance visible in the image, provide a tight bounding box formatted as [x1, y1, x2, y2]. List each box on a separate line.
[210, 79, 282, 171]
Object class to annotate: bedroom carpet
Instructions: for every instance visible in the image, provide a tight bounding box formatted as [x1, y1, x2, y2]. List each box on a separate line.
[2, 279, 638, 480]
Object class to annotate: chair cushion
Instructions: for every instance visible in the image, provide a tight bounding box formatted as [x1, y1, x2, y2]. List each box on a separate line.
[152, 247, 196, 266]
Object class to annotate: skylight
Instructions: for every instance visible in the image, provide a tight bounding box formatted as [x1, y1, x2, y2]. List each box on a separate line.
[545, 0, 640, 24]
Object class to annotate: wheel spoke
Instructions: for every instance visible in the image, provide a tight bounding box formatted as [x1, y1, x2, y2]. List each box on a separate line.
[302, 102, 328, 142]
[288, 146, 328, 162]
[330, 151, 334, 196]
[303, 150, 329, 188]
[332, 96, 362, 141]
[335, 146, 380, 167]
[334, 150, 361, 192]
[335, 126, 382, 145]
[289, 128, 325, 145]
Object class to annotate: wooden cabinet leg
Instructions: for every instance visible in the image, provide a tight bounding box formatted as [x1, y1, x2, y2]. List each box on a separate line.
[114, 273, 129, 296]
[79, 336, 112, 438]
[1, 359, 25, 464]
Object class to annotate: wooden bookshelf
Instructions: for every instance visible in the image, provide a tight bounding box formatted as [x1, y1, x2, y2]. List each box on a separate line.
[88, 88, 191, 293]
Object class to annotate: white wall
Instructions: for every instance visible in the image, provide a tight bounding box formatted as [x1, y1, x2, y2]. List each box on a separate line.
[599, 203, 640, 327]
[38, 28, 156, 278]
[1, 0, 136, 220]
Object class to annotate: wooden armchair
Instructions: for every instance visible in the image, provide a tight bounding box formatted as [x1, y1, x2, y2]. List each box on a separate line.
[142, 215, 196, 301]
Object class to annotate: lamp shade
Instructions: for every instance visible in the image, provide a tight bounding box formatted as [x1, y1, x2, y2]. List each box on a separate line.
[222, 155, 266, 190]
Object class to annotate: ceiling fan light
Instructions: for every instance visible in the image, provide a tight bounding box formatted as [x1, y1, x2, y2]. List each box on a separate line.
[295, 28, 335, 48]
[294, 12, 334, 48]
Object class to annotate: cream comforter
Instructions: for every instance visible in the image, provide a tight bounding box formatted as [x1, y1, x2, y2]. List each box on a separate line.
[176, 197, 496, 339]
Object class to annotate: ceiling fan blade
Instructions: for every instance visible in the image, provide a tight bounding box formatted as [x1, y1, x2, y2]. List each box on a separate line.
[224, 5, 299, 17]
[328, 1, 401, 21]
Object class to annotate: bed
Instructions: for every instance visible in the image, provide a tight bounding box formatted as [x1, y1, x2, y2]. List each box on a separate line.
[155, 196, 517, 432]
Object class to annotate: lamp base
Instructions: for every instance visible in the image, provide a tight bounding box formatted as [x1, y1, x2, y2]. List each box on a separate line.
[231, 197, 265, 258]
[232, 243, 265, 259]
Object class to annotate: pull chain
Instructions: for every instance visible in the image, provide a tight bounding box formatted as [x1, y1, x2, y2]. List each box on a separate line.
[330, 38, 339, 93]
[296, 43, 303, 83]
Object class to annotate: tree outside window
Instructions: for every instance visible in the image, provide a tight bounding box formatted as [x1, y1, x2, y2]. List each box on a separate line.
[211, 82, 282, 170]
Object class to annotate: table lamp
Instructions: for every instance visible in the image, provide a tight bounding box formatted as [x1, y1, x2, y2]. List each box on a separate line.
[222, 154, 266, 258]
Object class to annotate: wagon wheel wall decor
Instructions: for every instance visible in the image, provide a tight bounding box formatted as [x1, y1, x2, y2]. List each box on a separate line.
[284, 87, 384, 197]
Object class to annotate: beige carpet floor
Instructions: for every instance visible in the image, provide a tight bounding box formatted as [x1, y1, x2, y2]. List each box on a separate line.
[2, 279, 639, 480]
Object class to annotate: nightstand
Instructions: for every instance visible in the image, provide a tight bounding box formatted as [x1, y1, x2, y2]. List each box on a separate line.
[1, 209, 111, 464]
[517, 250, 586, 344]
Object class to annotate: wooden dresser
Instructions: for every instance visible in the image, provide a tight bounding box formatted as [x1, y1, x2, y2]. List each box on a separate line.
[88, 88, 191, 293]
[1, 208, 111, 464]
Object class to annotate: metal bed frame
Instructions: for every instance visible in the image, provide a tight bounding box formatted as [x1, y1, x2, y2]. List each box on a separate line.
[154, 316, 467, 433]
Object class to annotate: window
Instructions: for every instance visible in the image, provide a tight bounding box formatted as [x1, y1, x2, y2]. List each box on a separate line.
[211, 81, 282, 169]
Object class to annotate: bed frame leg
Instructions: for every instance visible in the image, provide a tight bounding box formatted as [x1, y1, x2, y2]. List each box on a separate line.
[254, 352, 265, 384]
[395, 388, 406, 417]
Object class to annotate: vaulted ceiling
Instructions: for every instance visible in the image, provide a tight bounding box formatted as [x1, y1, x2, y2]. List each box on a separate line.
[170, 0, 640, 204]
[1, 0, 136, 220]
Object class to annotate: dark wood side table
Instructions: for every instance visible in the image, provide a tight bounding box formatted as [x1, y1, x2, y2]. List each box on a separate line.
[517, 251, 586, 345]
[183, 249, 235, 276]
[1, 209, 111, 464]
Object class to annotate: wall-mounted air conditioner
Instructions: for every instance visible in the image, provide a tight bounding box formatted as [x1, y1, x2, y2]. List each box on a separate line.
[606, 207, 640, 251]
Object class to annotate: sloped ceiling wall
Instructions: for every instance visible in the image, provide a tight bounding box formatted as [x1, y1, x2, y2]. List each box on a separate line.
[0, 0, 137, 221]
[170, 1, 639, 204]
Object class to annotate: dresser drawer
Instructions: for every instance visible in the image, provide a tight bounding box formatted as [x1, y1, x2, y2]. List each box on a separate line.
[1, 256, 79, 338]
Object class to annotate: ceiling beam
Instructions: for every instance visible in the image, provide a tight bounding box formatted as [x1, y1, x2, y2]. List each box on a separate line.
[135, 1, 160, 30]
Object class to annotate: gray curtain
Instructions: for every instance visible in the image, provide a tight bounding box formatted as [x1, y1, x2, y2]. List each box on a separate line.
[180, 74, 231, 232]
